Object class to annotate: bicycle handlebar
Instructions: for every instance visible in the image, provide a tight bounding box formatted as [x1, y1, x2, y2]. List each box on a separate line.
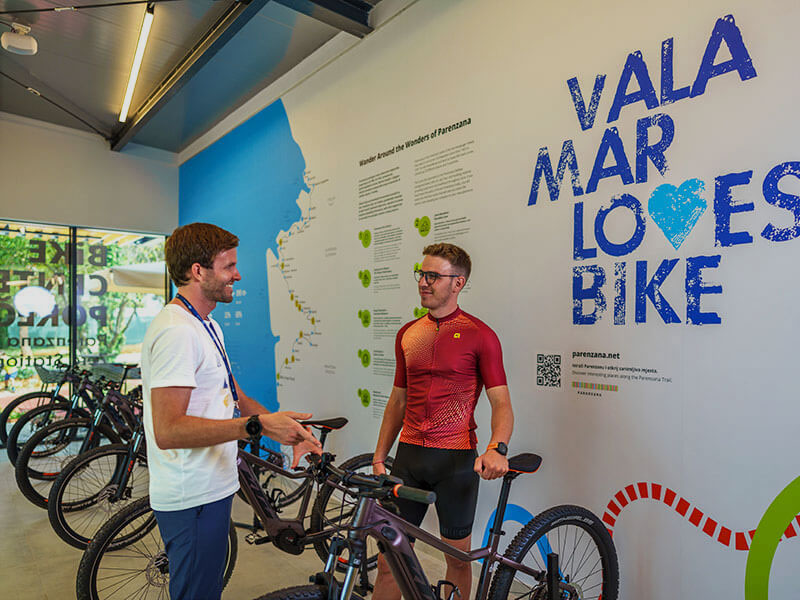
[390, 483, 437, 505]
[320, 457, 437, 506]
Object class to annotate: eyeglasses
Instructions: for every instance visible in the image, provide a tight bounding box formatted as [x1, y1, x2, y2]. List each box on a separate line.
[413, 269, 461, 284]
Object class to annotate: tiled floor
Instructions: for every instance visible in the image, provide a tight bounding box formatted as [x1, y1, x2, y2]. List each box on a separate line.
[0, 452, 457, 599]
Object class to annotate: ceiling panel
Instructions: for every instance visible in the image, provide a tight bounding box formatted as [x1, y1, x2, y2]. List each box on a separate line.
[130, 3, 341, 151]
[0, 0, 380, 152]
[0, 69, 96, 132]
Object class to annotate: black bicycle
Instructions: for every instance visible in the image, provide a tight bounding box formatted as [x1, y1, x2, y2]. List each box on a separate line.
[5, 363, 140, 464]
[5, 368, 102, 465]
[13, 382, 140, 508]
[47, 418, 148, 549]
[0, 361, 71, 448]
[76, 417, 393, 600]
[257, 452, 618, 600]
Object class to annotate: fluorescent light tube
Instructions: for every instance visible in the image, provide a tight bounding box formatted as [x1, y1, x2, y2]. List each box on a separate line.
[119, 4, 154, 123]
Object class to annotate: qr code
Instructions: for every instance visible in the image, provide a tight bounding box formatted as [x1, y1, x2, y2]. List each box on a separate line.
[537, 354, 561, 387]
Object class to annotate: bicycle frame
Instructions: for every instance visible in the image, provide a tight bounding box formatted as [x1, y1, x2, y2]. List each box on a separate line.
[106, 423, 147, 502]
[236, 447, 316, 548]
[324, 476, 543, 600]
[235, 422, 346, 554]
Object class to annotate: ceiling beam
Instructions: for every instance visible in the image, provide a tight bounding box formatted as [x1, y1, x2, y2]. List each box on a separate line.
[110, 0, 268, 152]
[0, 58, 112, 139]
[273, 0, 374, 38]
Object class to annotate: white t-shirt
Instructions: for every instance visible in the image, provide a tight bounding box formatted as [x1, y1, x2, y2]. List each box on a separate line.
[141, 304, 239, 511]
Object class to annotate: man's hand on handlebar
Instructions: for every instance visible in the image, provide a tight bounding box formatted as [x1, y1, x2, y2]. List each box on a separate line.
[372, 458, 387, 476]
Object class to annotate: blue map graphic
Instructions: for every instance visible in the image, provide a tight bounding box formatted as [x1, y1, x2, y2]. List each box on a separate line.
[179, 99, 308, 411]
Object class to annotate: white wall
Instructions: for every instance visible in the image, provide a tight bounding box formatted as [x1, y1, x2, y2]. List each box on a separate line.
[180, 0, 800, 598]
[0, 112, 178, 233]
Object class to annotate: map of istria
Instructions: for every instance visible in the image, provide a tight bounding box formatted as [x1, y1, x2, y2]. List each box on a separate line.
[179, 99, 312, 412]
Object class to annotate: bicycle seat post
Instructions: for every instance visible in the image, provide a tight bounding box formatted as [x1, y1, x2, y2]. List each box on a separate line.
[318, 428, 329, 447]
[489, 473, 517, 545]
[476, 472, 518, 596]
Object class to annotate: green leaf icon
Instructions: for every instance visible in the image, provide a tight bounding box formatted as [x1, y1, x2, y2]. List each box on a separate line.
[417, 216, 431, 237]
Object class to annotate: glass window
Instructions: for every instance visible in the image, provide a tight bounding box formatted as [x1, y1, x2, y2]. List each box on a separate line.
[0, 221, 71, 396]
[0, 220, 166, 412]
[75, 228, 166, 370]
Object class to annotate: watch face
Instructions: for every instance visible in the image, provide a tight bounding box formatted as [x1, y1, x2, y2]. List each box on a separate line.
[496, 442, 508, 456]
[246, 416, 262, 436]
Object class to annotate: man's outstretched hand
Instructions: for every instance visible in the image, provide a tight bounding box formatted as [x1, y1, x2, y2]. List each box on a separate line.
[260, 411, 322, 468]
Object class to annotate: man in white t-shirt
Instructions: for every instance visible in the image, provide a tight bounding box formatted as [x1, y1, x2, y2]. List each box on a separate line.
[141, 222, 321, 600]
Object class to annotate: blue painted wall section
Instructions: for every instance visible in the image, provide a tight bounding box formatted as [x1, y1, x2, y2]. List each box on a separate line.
[179, 99, 308, 411]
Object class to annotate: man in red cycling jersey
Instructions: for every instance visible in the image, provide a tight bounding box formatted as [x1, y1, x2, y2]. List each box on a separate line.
[372, 242, 513, 600]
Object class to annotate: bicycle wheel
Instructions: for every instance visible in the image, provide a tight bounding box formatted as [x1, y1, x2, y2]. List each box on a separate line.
[254, 584, 363, 600]
[0, 391, 67, 446]
[14, 418, 120, 508]
[488, 505, 619, 600]
[310, 452, 393, 569]
[76, 497, 238, 600]
[48, 443, 149, 549]
[6, 401, 89, 465]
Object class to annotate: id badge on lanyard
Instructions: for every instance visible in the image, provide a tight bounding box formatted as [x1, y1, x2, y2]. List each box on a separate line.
[175, 294, 241, 418]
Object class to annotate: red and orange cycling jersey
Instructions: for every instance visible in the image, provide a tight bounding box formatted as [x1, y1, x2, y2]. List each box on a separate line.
[394, 307, 507, 449]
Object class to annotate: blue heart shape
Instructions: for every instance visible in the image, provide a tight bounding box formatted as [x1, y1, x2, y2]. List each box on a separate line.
[648, 178, 706, 250]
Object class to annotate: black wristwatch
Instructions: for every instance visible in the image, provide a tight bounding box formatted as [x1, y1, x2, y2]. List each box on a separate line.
[245, 415, 263, 437]
[488, 441, 508, 456]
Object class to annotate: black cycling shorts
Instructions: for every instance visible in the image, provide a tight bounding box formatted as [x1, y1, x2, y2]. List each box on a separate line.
[388, 442, 479, 540]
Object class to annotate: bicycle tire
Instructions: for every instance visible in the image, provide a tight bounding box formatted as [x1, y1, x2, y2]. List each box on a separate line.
[76, 496, 237, 600]
[14, 418, 120, 509]
[310, 452, 394, 569]
[6, 401, 90, 465]
[0, 391, 67, 446]
[487, 504, 619, 600]
[48, 443, 149, 549]
[254, 584, 364, 600]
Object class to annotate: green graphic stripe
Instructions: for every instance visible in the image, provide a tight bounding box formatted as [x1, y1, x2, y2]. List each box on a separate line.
[745, 475, 800, 599]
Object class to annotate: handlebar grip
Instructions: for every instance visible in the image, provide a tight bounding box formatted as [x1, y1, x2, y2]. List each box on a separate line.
[392, 484, 436, 505]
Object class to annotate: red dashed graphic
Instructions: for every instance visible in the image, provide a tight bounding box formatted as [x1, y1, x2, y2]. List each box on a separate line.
[603, 482, 800, 551]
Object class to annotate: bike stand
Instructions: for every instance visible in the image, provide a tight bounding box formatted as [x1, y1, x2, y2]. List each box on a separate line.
[546, 553, 559, 600]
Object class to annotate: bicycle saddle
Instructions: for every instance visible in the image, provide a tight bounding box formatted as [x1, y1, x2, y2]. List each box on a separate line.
[300, 417, 348, 430]
[507, 453, 542, 474]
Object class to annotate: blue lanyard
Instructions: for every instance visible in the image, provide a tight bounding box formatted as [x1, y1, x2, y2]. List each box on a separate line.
[175, 294, 240, 416]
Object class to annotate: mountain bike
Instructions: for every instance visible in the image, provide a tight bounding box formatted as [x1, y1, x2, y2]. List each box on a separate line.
[76, 417, 393, 600]
[13, 383, 141, 507]
[5, 368, 103, 465]
[47, 418, 148, 549]
[257, 452, 619, 600]
[0, 361, 71, 448]
[5, 363, 139, 463]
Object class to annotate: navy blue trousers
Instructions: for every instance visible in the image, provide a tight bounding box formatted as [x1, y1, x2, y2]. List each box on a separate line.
[153, 494, 234, 600]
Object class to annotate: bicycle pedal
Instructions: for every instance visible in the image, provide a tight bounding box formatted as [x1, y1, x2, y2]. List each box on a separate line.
[434, 580, 460, 600]
[244, 533, 271, 545]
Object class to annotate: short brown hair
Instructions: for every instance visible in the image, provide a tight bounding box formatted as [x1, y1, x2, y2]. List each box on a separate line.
[165, 223, 239, 286]
[422, 243, 471, 281]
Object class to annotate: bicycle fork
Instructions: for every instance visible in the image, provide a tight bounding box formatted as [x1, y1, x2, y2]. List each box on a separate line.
[110, 429, 145, 502]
